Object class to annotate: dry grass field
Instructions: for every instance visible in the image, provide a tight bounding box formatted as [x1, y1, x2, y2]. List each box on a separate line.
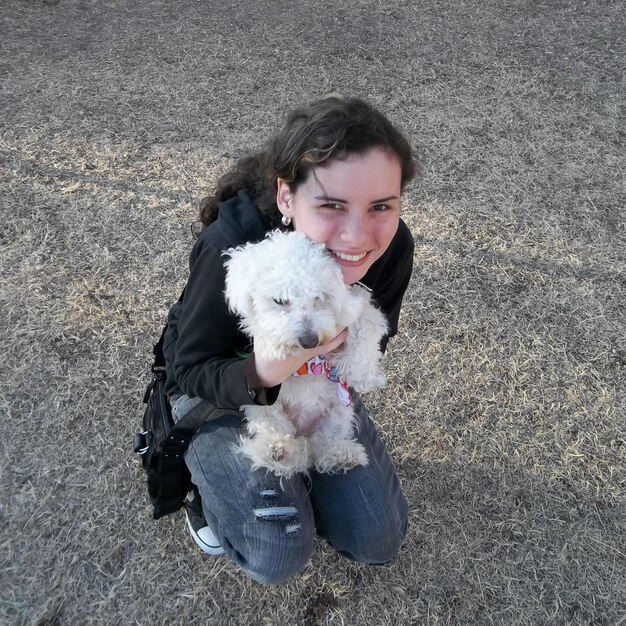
[1, 0, 625, 624]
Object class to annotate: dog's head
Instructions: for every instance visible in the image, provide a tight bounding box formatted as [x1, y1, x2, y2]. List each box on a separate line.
[224, 230, 365, 355]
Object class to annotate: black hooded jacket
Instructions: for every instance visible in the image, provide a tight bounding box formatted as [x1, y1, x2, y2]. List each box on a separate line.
[163, 190, 414, 410]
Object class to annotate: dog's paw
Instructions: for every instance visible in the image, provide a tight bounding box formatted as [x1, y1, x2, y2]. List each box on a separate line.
[267, 437, 309, 477]
[239, 434, 309, 478]
[271, 442, 287, 463]
[312, 440, 369, 474]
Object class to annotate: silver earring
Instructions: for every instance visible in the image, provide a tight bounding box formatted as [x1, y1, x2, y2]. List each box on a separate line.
[281, 215, 292, 226]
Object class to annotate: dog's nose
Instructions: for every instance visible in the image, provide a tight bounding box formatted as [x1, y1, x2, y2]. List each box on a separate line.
[298, 331, 319, 350]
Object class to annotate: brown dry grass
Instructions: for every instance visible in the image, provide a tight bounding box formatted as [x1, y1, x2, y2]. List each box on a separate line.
[1, 0, 625, 624]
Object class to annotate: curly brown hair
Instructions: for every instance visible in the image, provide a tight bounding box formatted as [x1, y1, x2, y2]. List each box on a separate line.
[198, 95, 418, 231]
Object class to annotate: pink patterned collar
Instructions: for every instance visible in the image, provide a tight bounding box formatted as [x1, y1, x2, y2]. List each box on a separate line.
[292, 355, 352, 406]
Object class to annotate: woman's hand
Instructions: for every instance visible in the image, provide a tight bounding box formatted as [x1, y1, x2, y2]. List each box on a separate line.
[253, 328, 348, 388]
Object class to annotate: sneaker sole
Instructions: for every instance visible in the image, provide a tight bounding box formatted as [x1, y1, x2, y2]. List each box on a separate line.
[184, 510, 225, 556]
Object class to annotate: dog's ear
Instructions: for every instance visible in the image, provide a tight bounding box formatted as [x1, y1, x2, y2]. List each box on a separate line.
[223, 244, 259, 319]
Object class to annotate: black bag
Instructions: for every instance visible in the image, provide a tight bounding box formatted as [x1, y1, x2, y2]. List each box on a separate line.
[133, 327, 211, 519]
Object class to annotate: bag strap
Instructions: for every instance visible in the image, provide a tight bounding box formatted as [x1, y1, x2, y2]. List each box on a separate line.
[155, 402, 201, 518]
[169, 399, 235, 444]
[152, 326, 167, 370]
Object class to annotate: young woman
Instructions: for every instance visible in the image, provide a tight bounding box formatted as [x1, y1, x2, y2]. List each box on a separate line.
[162, 95, 418, 585]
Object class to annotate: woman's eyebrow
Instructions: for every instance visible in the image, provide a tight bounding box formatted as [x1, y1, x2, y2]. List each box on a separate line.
[315, 195, 347, 203]
[314, 194, 399, 203]
[371, 195, 399, 203]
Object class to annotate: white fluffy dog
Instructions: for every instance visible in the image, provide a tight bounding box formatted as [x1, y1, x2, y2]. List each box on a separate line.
[224, 230, 388, 478]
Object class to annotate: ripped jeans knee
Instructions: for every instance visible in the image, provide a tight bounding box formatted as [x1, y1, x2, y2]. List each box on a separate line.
[234, 487, 315, 586]
[253, 489, 302, 533]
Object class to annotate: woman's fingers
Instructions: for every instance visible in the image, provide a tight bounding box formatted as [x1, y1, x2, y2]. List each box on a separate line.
[313, 328, 348, 357]
[253, 328, 348, 388]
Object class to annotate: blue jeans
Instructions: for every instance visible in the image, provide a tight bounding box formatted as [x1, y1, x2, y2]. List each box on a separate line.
[171, 393, 408, 586]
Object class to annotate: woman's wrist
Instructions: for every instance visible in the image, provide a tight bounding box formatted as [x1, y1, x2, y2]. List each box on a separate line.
[243, 354, 281, 404]
[252, 352, 297, 388]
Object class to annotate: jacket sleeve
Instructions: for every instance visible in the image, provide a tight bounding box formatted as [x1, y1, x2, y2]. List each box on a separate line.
[171, 232, 279, 409]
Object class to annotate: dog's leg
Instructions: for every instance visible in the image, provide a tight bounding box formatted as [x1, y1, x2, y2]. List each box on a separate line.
[239, 404, 309, 478]
[333, 300, 388, 392]
[308, 404, 369, 473]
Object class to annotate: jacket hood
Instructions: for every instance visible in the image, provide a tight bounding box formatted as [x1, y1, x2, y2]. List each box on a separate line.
[215, 189, 268, 248]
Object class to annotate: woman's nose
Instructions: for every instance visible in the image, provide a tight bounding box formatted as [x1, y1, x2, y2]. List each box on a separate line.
[340, 214, 368, 245]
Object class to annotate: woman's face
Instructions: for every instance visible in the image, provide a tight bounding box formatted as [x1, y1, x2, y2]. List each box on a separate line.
[277, 147, 403, 284]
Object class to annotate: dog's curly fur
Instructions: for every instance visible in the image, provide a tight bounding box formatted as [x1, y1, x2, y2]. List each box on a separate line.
[224, 230, 388, 477]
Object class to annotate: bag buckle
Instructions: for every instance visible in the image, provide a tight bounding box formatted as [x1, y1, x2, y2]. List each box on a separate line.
[134, 431, 151, 454]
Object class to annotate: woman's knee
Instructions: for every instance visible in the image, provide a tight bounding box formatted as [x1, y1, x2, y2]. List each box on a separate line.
[230, 518, 315, 585]
[332, 508, 408, 565]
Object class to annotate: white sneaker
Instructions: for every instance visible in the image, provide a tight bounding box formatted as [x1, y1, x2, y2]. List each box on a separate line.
[183, 489, 224, 556]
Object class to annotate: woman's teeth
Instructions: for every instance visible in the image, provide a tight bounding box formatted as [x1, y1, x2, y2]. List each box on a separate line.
[332, 250, 367, 262]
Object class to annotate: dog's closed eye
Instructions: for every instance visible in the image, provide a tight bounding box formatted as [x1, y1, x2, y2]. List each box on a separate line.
[273, 298, 291, 307]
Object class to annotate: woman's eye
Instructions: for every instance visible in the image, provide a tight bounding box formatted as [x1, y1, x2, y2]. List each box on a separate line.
[273, 298, 290, 306]
[372, 203, 390, 212]
[322, 203, 343, 210]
